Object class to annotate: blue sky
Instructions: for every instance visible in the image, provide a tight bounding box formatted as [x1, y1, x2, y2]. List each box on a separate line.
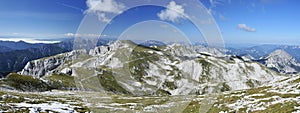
[0, 0, 85, 38]
[0, 0, 299, 45]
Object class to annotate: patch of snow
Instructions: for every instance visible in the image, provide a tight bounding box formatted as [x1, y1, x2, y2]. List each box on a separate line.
[14, 102, 77, 113]
[107, 58, 123, 68]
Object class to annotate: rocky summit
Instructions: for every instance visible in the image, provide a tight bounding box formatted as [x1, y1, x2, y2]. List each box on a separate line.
[259, 49, 300, 74]
[19, 40, 282, 96]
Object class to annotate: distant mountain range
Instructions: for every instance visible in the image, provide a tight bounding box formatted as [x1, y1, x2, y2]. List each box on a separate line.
[0, 40, 73, 77]
[0, 45, 13, 52]
[138, 40, 167, 47]
[0, 40, 45, 51]
[0, 38, 115, 77]
[226, 44, 300, 62]
[0, 39, 300, 78]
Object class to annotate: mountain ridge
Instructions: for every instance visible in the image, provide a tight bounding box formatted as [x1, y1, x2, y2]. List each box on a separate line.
[19, 40, 283, 95]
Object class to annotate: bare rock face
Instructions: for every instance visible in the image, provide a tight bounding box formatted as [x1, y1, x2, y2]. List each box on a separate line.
[20, 50, 86, 78]
[19, 40, 129, 78]
[19, 40, 282, 95]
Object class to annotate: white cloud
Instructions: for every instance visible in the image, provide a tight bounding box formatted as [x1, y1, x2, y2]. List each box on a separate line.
[157, 1, 188, 23]
[0, 38, 60, 44]
[64, 33, 110, 38]
[85, 0, 125, 22]
[64, 33, 101, 37]
[237, 24, 256, 32]
[65, 33, 76, 37]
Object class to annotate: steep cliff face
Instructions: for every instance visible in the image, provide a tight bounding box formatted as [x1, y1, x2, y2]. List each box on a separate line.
[19, 40, 130, 78]
[20, 50, 86, 78]
[20, 40, 282, 95]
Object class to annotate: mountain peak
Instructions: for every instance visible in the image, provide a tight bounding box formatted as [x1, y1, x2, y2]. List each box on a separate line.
[261, 49, 300, 74]
[267, 49, 292, 59]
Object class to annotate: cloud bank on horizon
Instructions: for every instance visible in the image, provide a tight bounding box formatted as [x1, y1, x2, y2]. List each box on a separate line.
[0, 38, 60, 44]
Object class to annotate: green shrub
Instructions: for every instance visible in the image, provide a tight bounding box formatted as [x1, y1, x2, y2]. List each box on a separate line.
[98, 69, 131, 94]
[5, 73, 51, 92]
[44, 73, 76, 90]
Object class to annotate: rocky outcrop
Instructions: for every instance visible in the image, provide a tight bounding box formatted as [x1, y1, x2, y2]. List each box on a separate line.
[19, 40, 132, 78]
[20, 50, 86, 78]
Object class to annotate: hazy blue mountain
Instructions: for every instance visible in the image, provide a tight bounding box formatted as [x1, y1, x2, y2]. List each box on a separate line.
[0, 40, 45, 51]
[226, 44, 300, 61]
[0, 45, 12, 52]
[138, 40, 167, 47]
[0, 44, 70, 77]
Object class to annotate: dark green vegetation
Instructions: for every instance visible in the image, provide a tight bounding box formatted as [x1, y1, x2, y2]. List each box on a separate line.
[197, 58, 212, 83]
[0, 73, 76, 92]
[291, 77, 300, 83]
[220, 83, 231, 92]
[44, 73, 77, 90]
[128, 45, 160, 82]
[3, 73, 50, 92]
[97, 68, 131, 94]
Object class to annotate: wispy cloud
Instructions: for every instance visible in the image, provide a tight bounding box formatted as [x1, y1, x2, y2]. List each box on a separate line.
[56, 2, 84, 12]
[237, 24, 256, 32]
[207, 0, 231, 20]
[157, 1, 188, 23]
[85, 0, 125, 23]
[0, 32, 64, 39]
[260, 0, 281, 4]
[218, 14, 227, 20]
[0, 11, 77, 21]
[209, 0, 221, 7]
